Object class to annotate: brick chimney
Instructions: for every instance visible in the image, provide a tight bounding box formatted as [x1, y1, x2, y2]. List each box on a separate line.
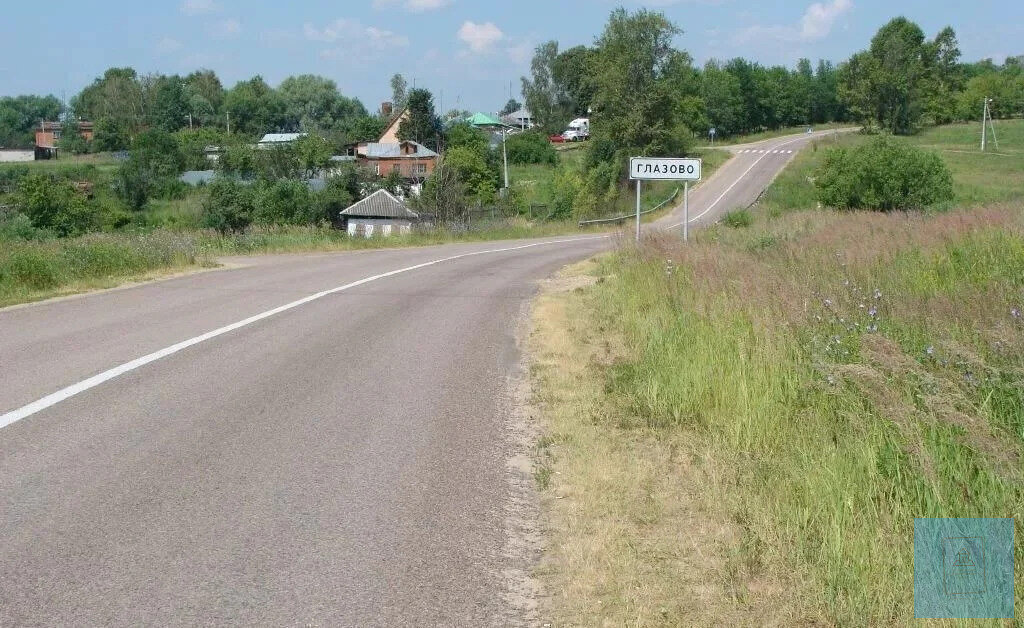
[381, 101, 394, 118]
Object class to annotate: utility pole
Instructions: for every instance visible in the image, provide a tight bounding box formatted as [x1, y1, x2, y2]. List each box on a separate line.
[987, 99, 998, 150]
[981, 97, 989, 151]
[502, 127, 509, 191]
[980, 98, 999, 151]
[226, 111, 231, 135]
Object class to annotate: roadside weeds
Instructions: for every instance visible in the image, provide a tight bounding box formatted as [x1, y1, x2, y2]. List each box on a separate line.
[527, 205, 1024, 625]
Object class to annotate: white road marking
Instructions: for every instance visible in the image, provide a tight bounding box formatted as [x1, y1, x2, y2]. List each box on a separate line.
[667, 134, 812, 229]
[0, 236, 606, 430]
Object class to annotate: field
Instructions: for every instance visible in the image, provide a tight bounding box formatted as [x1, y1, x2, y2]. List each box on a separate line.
[761, 120, 1024, 214]
[530, 122, 1024, 624]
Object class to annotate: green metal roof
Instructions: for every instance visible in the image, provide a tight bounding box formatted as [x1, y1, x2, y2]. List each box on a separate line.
[465, 112, 508, 127]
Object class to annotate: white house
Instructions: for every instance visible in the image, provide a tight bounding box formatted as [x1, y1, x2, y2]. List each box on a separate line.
[339, 189, 419, 238]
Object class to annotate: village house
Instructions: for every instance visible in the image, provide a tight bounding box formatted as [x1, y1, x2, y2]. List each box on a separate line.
[339, 189, 419, 237]
[502, 107, 534, 130]
[339, 103, 439, 185]
[377, 102, 409, 143]
[34, 120, 94, 159]
[348, 140, 437, 179]
[465, 112, 509, 133]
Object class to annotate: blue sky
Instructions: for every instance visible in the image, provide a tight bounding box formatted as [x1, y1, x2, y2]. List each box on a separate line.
[1, 0, 1022, 113]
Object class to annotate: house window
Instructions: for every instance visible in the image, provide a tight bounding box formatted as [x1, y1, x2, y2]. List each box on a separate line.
[413, 163, 427, 176]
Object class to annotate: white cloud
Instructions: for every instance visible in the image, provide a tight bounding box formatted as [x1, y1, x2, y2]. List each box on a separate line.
[799, 0, 852, 40]
[180, 0, 217, 15]
[210, 18, 242, 38]
[733, 0, 852, 44]
[372, 0, 453, 12]
[306, 18, 409, 58]
[506, 41, 533, 65]
[457, 21, 504, 53]
[156, 37, 183, 54]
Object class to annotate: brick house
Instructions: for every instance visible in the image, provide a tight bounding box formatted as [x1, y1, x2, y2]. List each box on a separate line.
[35, 121, 94, 159]
[349, 140, 438, 180]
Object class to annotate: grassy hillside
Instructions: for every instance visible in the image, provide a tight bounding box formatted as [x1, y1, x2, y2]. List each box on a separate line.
[531, 123, 1024, 624]
[762, 120, 1024, 213]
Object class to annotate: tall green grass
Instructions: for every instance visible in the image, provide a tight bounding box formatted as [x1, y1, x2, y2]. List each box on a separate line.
[0, 231, 203, 306]
[580, 207, 1024, 623]
[0, 219, 589, 307]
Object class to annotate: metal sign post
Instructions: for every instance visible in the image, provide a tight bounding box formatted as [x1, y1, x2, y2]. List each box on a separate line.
[635, 179, 642, 242]
[629, 157, 702, 243]
[683, 181, 689, 242]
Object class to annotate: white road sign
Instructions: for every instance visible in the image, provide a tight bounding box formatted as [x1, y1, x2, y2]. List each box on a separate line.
[630, 157, 702, 181]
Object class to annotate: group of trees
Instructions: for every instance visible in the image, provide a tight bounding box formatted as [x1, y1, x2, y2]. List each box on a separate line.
[841, 21, 1024, 134]
[523, 13, 1023, 141]
[56, 68, 391, 153]
[516, 10, 1022, 219]
[522, 13, 846, 141]
[0, 95, 62, 149]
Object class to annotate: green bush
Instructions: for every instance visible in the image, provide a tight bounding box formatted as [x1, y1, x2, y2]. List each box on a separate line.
[176, 128, 229, 171]
[0, 212, 54, 241]
[115, 129, 188, 210]
[314, 176, 355, 225]
[722, 208, 753, 228]
[57, 131, 90, 155]
[548, 168, 583, 219]
[0, 165, 32, 193]
[814, 137, 953, 211]
[15, 174, 99, 236]
[446, 123, 490, 153]
[217, 143, 258, 179]
[202, 179, 253, 234]
[252, 179, 315, 225]
[92, 118, 131, 152]
[444, 146, 500, 203]
[0, 247, 63, 289]
[505, 131, 558, 165]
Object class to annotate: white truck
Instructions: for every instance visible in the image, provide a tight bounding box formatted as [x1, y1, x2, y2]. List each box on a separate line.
[562, 118, 590, 142]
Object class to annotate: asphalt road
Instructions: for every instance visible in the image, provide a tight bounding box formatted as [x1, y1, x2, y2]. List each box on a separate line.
[0, 130, 837, 626]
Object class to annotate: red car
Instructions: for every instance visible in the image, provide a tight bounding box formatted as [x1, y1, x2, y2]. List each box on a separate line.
[548, 134, 565, 144]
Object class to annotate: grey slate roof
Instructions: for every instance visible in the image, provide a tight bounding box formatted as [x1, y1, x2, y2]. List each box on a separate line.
[179, 170, 217, 185]
[360, 142, 438, 159]
[259, 133, 306, 144]
[340, 189, 419, 219]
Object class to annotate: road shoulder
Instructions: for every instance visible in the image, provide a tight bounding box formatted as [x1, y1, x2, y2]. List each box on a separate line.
[524, 258, 796, 625]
